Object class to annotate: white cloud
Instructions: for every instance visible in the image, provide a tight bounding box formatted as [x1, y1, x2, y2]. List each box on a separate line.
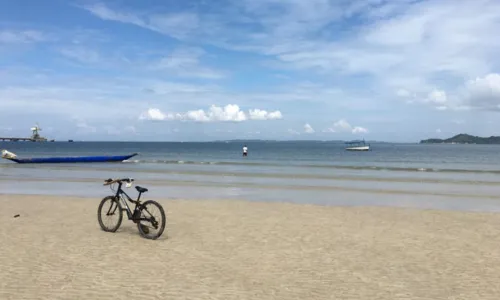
[396, 88, 411, 98]
[139, 108, 166, 121]
[0, 74, 343, 126]
[464, 73, 500, 110]
[304, 123, 314, 133]
[153, 47, 226, 79]
[248, 109, 283, 120]
[58, 46, 101, 64]
[0, 30, 47, 44]
[256, 0, 500, 85]
[80, 1, 500, 72]
[426, 90, 447, 105]
[3, 0, 500, 141]
[80, 3, 145, 27]
[0, 81, 144, 120]
[81, 3, 201, 40]
[324, 119, 369, 134]
[352, 126, 369, 134]
[331, 119, 352, 132]
[148, 13, 201, 40]
[79, 1, 500, 116]
[436, 128, 442, 133]
[139, 104, 283, 122]
[288, 129, 300, 135]
[409, 73, 500, 111]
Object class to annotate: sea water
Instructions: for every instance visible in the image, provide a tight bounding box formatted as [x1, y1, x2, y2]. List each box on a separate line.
[1, 141, 500, 212]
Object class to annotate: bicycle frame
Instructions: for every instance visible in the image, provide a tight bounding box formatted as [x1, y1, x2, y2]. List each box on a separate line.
[109, 181, 144, 221]
[99, 177, 165, 239]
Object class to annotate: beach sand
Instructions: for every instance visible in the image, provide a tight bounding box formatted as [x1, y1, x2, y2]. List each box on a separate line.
[1, 194, 500, 299]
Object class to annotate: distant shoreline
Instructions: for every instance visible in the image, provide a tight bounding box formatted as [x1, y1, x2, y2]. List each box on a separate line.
[4, 136, 500, 144]
[420, 133, 500, 145]
[0, 139, 395, 144]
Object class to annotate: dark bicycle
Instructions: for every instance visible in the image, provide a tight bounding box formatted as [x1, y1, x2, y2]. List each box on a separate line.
[97, 178, 166, 240]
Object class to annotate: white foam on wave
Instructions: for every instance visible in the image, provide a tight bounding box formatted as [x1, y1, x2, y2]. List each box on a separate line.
[123, 159, 140, 163]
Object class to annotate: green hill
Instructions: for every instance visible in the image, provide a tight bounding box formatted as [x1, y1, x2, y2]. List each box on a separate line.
[420, 134, 500, 144]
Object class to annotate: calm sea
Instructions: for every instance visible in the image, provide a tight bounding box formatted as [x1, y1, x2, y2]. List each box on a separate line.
[1, 141, 500, 212]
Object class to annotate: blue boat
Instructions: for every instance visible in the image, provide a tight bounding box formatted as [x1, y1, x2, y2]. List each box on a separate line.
[1, 150, 137, 164]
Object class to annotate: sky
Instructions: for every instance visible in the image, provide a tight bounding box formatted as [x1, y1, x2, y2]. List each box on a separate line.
[1, 0, 500, 142]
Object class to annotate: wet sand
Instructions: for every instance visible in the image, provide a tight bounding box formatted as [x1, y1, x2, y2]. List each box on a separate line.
[1, 194, 500, 299]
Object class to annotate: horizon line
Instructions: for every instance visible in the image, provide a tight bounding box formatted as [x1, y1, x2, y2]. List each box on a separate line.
[0, 139, 411, 143]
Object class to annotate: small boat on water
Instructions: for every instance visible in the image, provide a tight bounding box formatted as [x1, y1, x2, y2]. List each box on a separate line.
[1, 150, 137, 164]
[345, 140, 370, 151]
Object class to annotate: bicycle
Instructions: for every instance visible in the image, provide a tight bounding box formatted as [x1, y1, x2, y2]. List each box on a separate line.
[97, 178, 166, 240]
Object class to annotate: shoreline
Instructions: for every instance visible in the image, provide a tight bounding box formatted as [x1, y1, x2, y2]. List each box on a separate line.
[1, 194, 500, 299]
[3, 184, 500, 214]
[3, 193, 500, 214]
[3, 176, 500, 213]
[2, 176, 500, 199]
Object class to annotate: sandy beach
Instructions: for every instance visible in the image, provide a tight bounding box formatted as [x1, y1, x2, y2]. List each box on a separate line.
[0, 194, 499, 299]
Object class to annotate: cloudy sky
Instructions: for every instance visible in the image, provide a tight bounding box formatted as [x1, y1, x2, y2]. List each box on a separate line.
[1, 0, 500, 142]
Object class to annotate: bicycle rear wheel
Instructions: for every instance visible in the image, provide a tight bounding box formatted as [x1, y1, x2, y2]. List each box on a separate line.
[97, 196, 123, 232]
[137, 200, 166, 240]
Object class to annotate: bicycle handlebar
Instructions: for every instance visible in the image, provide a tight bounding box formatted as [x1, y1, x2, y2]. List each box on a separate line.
[103, 178, 134, 186]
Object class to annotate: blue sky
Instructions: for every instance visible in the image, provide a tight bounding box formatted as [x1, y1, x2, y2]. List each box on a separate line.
[1, 0, 500, 142]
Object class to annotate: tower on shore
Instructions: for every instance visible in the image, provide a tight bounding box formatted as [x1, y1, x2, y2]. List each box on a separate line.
[30, 124, 47, 142]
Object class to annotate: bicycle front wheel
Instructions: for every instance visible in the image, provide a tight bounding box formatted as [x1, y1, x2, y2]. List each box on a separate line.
[137, 200, 166, 240]
[97, 196, 123, 232]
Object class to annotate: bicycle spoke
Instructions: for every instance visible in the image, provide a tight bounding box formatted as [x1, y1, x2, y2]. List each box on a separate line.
[138, 201, 165, 239]
[98, 196, 122, 233]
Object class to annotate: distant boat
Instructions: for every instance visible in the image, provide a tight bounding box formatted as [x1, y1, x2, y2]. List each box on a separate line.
[1, 150, 137, 164]
[345, 140, 370, 151]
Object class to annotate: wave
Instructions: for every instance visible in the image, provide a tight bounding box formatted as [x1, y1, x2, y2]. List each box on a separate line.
[124, 159, 231, 165]
[122, 159, 500, 175]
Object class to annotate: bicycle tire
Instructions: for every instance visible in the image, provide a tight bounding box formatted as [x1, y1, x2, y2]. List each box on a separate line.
[97, 196, 123, 232]
[137, 200, 166, 240]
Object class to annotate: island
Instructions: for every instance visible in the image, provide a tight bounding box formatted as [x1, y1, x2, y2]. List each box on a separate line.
[420, 133, 500, 144]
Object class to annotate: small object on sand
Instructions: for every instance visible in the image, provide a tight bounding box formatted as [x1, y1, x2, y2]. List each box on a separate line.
[13, 214, 20, 218]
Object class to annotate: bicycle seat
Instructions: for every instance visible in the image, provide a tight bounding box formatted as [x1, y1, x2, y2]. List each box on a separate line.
[135, 186, 148, 193]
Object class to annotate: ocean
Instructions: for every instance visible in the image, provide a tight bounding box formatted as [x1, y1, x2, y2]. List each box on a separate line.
[1, 141, 500, 212]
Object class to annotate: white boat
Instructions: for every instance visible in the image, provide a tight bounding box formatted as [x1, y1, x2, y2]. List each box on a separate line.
[345, 140, 370, 151]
